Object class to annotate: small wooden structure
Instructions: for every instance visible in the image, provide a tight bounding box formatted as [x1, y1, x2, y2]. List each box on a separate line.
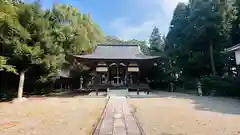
[225, 43, 240, 65]
[74, 44, 160, 92]
[225, 43, 240, 76]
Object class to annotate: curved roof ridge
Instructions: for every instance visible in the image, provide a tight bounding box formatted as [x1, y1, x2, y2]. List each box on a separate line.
[74, 44, 160, 60]
[97, 44, 138, 47]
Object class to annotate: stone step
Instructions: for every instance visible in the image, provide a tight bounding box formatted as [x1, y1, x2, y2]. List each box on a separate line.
[107, 89, 129, 96]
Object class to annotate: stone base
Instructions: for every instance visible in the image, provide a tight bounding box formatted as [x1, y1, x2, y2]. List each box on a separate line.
[12, 97, 27, 103]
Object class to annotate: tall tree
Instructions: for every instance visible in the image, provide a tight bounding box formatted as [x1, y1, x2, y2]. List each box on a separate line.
[166, 1, 231, 79]
[165, 3, 191, 78]
[149, 27, 165, 55]
[231, 0, 240, 45]
[0, 2, 105, 98]
[50, 4, 104, 55]
[1, 2, 65, 98]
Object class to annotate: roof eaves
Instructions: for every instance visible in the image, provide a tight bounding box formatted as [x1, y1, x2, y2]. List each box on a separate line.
[225, 43, 240, 52]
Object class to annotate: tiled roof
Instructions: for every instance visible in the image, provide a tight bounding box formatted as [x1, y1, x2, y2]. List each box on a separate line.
[74, 44, 159, 60]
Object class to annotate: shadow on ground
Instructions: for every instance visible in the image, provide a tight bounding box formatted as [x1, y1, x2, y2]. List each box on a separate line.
[34, 90, 107, 98]
[47, 90, 92, 97]
[130, 91, 240, 115]
[0, 90, 106, 103]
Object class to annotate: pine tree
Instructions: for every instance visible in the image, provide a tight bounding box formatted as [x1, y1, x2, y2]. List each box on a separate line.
[149, 27, 165, 55]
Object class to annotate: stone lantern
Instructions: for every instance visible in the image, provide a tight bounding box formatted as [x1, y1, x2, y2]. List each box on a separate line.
[196, 81, 202, 96]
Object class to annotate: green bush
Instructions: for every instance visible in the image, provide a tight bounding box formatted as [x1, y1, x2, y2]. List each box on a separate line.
[200, 75, 240, 97]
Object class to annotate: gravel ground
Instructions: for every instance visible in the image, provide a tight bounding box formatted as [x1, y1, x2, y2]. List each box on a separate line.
[128, 92, 240, 135]
[0, 97, 106, 135]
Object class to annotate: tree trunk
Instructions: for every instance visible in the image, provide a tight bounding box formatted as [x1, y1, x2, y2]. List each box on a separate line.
[210, 41, 216, 75]
[17, 71, 25, 98]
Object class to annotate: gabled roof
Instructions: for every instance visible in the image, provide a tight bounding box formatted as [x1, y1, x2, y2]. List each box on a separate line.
[225, 43, 240, 52]
[74, 44, 160, 60]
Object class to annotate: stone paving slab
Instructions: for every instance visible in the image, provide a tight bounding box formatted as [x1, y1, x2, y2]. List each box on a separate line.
[93, 96, 142, 135]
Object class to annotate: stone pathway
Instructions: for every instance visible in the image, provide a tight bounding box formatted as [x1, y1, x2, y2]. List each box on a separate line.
[93, 96, 142, 135]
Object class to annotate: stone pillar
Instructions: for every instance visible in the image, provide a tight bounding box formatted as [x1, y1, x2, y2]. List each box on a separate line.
[96, 89, 99, 96]
[170, 83, 174, 92]
[80, 77, 83, 89]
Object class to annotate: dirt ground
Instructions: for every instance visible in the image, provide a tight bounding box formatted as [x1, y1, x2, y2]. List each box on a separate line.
[0, 97, 106, 135]
[128, 92, 240, 135]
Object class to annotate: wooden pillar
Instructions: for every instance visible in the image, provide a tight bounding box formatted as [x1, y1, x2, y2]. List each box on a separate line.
[107, 66, 110, 85]
[96, 72, 100, 96]
[116, 64, 119, 84]
[125, 65, 128, 86]
[138, 68, 140, 84]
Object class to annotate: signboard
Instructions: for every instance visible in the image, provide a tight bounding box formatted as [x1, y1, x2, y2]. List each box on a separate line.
[129, 63, 138, 66]
[235, 50, 240, 65]
[128, 67, 139, 72]
[96, 67, 108, 72]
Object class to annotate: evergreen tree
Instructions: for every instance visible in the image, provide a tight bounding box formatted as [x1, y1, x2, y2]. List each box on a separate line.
[231, 0, 240, 45]
[0, 2, 105, 99]
[149, 27, 165, 54]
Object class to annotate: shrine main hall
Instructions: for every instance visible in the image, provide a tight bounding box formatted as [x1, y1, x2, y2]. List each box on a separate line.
[74, 44, 160, 92]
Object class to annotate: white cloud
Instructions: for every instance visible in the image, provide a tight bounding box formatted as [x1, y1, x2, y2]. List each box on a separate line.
[161, 0, 189, 16]
[109, 0, 189, 40]
[110, 18, 156, 40]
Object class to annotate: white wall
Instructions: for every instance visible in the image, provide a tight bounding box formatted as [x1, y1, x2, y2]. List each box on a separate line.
[235, 49, 240, 65]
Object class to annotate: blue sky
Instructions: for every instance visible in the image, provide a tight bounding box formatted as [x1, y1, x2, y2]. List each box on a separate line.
[25, 0, 188, 41]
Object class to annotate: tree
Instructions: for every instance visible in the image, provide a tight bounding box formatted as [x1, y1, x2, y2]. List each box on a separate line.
[49, 4, 105, 72]
[1, 2, 65, 98]
[166, 3, 191, 78]
[104, 36, 126, 44]
[189, 0, 232, 75]
[166, 1, 231, 79]
[0, 2, 105, 98]
[0, 56, 16, 73]
[51, 4, 104, 55]
[149, 27, 165, 55]
[104, 36, 150, 54]
[231, 0, 240, 45]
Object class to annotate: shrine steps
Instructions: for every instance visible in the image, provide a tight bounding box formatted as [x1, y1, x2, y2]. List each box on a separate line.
[107, 88, 129, 96]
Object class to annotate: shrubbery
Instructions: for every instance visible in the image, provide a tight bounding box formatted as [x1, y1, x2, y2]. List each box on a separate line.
[200, 75, 240, 97]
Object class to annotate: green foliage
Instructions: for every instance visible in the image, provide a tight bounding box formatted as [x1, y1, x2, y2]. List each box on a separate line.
[163, 0, 240, 96]
[1, 2, 104, 74]
[231, 0, 240, 44]
[200, 75, 240, 97]
[149, 27, 165, 54]
[0, 0, 29, 39]
[104, 36, 150, 55]
[50, 4, 104, 55]
[0, 56, 16, 73]
[166, 1, 232, 79]
[0, 1, 105, 96]
[148, 27, 173, 86]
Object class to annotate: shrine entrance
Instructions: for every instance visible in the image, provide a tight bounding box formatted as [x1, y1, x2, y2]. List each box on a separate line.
[109, 63, 127, 86]
[74, 44, 160, 91]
